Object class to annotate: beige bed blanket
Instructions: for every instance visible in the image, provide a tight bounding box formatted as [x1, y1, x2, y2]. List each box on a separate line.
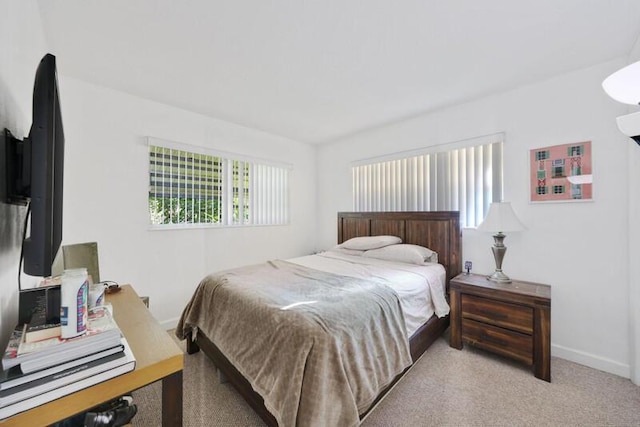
[175, 260, 412, 427]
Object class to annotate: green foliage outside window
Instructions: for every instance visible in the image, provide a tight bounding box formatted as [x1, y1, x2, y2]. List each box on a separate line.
[149, 145, 253, 226]
[149, 197, 222, 225]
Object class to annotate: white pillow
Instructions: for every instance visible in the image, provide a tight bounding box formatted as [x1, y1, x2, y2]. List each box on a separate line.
[362, 244, 437, 265]
[326, 246, 365, 256]
[339, 235, 402, 250]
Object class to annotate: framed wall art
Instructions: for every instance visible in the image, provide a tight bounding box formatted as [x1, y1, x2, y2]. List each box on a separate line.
[529, 141, 593, 203]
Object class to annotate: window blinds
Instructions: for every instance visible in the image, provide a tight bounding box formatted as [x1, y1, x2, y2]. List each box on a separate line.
[352, 134, 503, 227]
[148, 140, 289, 228]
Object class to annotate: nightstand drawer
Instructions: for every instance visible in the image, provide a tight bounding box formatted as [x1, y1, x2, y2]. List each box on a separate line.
[461, 294, 533, 334]
[462, 318, 533, 365]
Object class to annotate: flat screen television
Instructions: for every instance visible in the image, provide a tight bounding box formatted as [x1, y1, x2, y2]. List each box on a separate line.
[0, 53, 64, 278]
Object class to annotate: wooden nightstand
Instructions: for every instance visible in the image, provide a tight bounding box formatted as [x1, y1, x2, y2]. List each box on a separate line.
[449, 273, 551, 382]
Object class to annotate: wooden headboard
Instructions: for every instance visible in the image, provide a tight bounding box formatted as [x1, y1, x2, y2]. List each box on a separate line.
[337, 211, 461, 283]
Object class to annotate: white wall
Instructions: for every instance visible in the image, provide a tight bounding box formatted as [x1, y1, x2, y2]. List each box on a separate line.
[317, 59, 633, 378]
[58, 77, 317, 328]
[626, 37, 640, 384]
[0, 1, 48, 352]
[0, 0, 317, 344]
[0, 0, 315, 348]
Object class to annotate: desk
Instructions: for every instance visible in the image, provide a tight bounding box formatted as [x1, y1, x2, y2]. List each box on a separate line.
[1, 285, 184, 426]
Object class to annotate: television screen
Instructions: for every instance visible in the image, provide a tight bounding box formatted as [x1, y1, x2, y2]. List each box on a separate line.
[23, 54, 65, 277]
[0, 53, 64, 278]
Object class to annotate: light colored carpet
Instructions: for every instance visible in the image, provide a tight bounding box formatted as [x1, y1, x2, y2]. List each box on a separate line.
[132, 331, 640, 426]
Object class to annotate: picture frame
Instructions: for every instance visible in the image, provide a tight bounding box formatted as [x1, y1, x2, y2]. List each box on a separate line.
[529, 141, 593, 203]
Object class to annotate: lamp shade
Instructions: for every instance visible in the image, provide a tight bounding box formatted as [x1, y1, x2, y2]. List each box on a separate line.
[602, 60, 640, 105]
[477, 202, 526, 233]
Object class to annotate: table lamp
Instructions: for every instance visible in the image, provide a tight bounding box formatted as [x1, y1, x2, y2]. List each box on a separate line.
[476, 202, 526, 283]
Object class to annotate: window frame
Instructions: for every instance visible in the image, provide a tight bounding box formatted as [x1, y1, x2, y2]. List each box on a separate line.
[147, 137, 291, 230]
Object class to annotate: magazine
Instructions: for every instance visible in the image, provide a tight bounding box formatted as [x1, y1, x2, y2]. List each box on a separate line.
[2, 306, 121, 373]
[0, 341, 127, 407]
[0, 337, 135, 420]
[0, 345, 124, 390]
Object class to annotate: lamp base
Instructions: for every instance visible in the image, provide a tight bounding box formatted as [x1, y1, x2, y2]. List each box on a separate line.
[488, 232, 512, 283]
[487, 270, 512, 283]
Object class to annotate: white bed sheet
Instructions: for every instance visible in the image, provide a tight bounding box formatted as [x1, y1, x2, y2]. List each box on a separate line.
[288, 250, 449, 337]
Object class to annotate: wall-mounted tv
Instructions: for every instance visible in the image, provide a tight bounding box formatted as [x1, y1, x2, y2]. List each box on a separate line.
[0, 53, 65, 278]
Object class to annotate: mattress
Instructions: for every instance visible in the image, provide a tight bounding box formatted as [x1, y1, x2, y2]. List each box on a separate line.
[288, 250, 450, 337]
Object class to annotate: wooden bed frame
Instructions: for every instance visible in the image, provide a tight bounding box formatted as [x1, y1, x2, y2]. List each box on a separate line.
[186, 211, 461, 426]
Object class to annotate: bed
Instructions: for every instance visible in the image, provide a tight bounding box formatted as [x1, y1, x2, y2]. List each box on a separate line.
[176, 211, 461, 426]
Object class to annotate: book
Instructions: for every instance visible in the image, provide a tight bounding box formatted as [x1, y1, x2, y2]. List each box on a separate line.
[0, 338, 130, 407]
[0, 338, 135, 420]
[0, 344, 124, 391]
[2, 306, 121, 373]
[24, 324, 61, 343]
[18, 305, 118, 355]
[24, 323, 62, 343]
[24, 317, 61, 343]
[18, 285, 60, 327]
[1, 329, 23, 369]
[18, 284, 61, 347]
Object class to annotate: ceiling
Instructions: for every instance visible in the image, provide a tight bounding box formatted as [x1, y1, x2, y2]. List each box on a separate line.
[37, 0, 640, 144]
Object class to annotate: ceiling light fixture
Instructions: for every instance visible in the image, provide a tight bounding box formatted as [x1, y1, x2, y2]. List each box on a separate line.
[602, 60, 640, 105]
[602, 60, 640, 145]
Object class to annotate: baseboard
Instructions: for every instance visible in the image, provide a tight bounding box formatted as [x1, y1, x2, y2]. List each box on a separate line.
[552, 343, 630, 379]
[160, 316, 180, 331]
[155, 317, 632, 378]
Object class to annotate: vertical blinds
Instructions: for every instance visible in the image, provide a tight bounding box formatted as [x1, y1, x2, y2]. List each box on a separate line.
[352, 136, 503, 227]
[149, 142, 289, 227]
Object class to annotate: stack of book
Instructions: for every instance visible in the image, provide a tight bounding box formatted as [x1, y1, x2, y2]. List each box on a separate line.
[0, 306, 136, 420]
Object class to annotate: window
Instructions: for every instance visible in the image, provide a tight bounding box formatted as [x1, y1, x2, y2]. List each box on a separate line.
[148, 140, 290, 228]
[571, 184, 582, 199]
[535, 150, 550, 161]
[552, 159, 565, 178]
[352, 133, 504, 227]
[568, 145, 583, 156]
